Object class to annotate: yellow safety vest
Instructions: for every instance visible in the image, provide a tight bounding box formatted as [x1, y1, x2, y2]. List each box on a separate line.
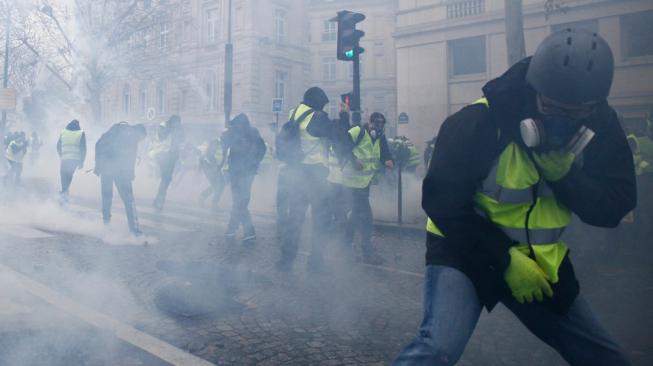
[60, 129, 83, 161]
[5, 141, 26, 163]
[290, 104, 328, 167]
[327, 146, 344, 184]
[426, 97, 571, 283]
[148, 131, 172, 159]
[342, 126, 381, 189]
[629, 135, 653, 176]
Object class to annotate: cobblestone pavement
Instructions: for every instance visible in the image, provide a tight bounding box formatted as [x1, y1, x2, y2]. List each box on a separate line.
[0, 194, 651, 365]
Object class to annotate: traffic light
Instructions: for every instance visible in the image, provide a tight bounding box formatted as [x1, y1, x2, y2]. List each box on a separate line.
[335, 11, 365, 61]
[341, 92, 353, 108]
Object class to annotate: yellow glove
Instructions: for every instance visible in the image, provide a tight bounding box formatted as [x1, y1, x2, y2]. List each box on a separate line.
[532, 150, 575, 182]
[504, 247, 554, 304]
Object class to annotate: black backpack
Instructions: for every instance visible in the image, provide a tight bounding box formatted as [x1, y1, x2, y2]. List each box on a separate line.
[275, 107, 313, 164]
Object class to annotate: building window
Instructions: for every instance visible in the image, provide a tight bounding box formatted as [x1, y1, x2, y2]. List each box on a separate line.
[275, 9, 286, 44]
[206, 8, 219, 43]
[322, 20, 336, 42]
[139, 87, 147, 114]
[205, 73, 217, 111]
[446, 0, 485, 19]
[123, 85, 131, 115]
[157, 86, 166, 114]
[322, 57, 336, 81]
[182, 20, 192, 43]
[448, 36, 486, 76]
[159, 23, 170, 50]
[274, 70, 288, 100]
[180, 89, 188, 112]
[621, 11, 653, 59]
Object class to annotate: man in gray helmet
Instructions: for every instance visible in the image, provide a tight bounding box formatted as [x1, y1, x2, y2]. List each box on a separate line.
[394, 29, 634, 365]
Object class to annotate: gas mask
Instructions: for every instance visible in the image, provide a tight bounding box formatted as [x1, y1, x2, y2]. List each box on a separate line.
[520, 116, 595, 155]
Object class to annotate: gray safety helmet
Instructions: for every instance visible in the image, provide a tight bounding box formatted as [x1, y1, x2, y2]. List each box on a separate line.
[526, 28, 614, 105]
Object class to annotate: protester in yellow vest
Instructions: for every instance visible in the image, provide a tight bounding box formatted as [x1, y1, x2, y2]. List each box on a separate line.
[394, 29, 634, 365]
[4, 131, 28, 185]
[340, 112, 393, 264]
[56, 119, 86, 200]
[277, 87, 332, 272]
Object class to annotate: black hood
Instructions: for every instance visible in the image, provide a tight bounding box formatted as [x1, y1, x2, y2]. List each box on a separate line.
[303, 87, 329, 111]
[66, 119, 81, 131]
[482, 57, 539, 141]
[228, 113, 251, 129]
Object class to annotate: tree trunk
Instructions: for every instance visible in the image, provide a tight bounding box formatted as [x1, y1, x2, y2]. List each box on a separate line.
[505, 0, 526, 67]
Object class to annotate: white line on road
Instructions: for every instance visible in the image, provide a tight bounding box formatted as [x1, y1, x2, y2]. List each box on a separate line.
[0, 264, 215, 366]
[0, 225, 55, 239]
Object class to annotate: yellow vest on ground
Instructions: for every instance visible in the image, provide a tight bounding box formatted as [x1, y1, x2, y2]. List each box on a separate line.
[60, 129, 83, 161]
[342, 126, 381, 189]
[6, 141, 26, 163]
[426, 97, 571, 283]
[290, 104, 328, 167]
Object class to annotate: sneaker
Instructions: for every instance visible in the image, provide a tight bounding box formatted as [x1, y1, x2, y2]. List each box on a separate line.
[242, 234, 256, 242]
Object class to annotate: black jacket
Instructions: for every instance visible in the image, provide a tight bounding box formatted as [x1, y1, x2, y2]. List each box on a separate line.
[95, 123, 145, 180]
[222, 114, 266, 176]
[422, 58, 636, 312]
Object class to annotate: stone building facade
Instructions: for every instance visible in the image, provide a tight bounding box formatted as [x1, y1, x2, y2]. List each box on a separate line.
[395, 0, 653, 150]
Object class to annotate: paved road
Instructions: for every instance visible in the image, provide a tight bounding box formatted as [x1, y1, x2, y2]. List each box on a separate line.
[0, 192, 651, 365]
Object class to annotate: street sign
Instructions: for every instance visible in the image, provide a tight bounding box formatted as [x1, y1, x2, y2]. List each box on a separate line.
[398, 112, 409, 124]
[0, 88, 17, 110]
[272, 98, 283, 113]
[146, 107, 156, 121]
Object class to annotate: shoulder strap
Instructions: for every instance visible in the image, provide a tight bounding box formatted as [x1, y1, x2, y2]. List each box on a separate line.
[293, 109, 314, 124]
[354, 127, 366, 147]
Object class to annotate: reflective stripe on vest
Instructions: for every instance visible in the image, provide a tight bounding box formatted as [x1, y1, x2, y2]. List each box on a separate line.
[60, 129, 83, 161]
[148, 133, 172, 159]
[291, 104, 328, 166]
[6, 141, 26, 162]
[425, 96, 570, 283]
[342, 126, 381, 188]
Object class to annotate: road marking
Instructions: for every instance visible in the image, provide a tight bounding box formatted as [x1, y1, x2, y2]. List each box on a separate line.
[0, 224, 55, 239]
[0, 264, 215, 366]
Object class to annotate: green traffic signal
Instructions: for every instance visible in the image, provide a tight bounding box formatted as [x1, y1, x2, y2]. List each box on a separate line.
[345, 49, 354, 59]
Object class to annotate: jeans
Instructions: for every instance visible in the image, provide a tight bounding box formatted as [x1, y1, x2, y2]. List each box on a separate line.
[154, 153, 178, 208]
[226, 173, 255, 235]
[101, 173, 140, 234]
[345, 185, 373, 254]
[393, 265, 630, 366]
[279, 164, 330, 267]
[60, 159, 80, 194]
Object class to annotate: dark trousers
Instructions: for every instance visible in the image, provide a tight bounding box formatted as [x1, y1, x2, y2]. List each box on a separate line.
[60, 159, 79, 193]
[4, 160, 22, 185]
[226, 173, 255, 235]
[279, 164, 330, 265]
[200, 161, 225, 210]
[154, 154, 178, 207]
[276, 165, 293, 241]
[101, 173, 140, 233]
[329, 182, 349, 247]
[346, 185, 373, 255]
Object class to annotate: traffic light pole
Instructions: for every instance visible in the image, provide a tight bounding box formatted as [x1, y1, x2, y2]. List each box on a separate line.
[224, 0, 233, 126]
[351, 48, 361, 126]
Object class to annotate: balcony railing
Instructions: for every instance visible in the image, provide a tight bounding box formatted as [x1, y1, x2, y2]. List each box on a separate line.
[446, 0, 485, 19]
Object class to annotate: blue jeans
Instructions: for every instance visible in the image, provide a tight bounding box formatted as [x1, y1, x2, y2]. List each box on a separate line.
[393, 265, 630, 366]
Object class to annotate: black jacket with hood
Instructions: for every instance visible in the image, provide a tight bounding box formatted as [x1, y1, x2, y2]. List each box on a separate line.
[57, 120, 87, 163]
[422, 58, 636, 312]
[221, 113, 266, 176]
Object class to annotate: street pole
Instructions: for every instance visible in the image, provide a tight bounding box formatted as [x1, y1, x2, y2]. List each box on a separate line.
[1, 10, 10, 136]
[397, 160, 403, 224]
[351, 45, 361, 126]
[223, 0, 233, 126]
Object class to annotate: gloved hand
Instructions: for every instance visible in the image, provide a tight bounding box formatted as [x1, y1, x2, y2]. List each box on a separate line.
[532, 150, 575, 181]
[504, 247, 554, 304]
